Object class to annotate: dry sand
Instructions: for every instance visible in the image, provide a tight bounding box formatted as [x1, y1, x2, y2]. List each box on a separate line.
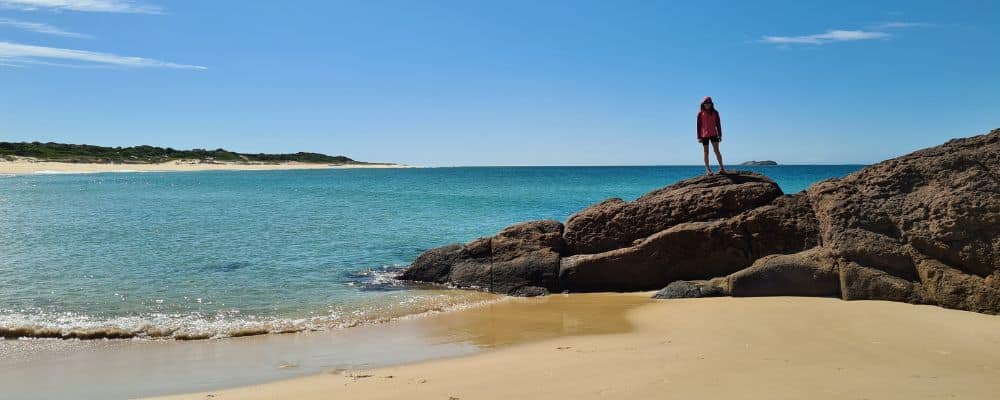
[151, 295, 1000, 400]
[0, 158, 408, 174]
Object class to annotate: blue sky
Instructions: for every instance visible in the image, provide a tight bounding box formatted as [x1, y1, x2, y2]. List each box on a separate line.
[0, 0, 996, 166]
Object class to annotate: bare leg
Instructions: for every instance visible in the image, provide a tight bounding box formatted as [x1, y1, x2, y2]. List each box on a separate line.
[702, 144, 712, 174]
[712, 141, 725, 173]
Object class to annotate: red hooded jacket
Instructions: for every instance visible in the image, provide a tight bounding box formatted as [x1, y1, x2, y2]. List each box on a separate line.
[697, 97, 722, 140]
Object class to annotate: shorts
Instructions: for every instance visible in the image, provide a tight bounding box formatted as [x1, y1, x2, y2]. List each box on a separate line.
[699, 137, 720, 145]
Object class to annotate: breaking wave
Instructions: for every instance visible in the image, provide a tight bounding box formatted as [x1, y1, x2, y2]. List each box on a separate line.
[1, 269, 502, 341]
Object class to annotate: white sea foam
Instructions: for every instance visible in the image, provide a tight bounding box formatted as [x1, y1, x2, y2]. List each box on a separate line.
[33, 170, 88, 175]
[32, 169, 145, 175]
[0, 290, 504, 341]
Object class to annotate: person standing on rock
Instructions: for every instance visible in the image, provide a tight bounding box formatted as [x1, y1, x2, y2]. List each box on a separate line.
[697, 96, 726, 174]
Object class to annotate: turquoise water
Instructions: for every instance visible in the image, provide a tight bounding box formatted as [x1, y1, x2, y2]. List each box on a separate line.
[0, 166, 862, 339]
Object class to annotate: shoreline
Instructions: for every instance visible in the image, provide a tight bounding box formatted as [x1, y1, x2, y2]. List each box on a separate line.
[0, 293, 649, 399]
[0, 288, 503, 341]
[0, 158, 411, 175]
[149, 296, 1000, 400]
[2, 292, 998, 399]
[0, 160, 872, 175]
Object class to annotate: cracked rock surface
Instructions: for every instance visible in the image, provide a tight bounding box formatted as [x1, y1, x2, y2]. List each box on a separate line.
[401, 129, 1000, 314]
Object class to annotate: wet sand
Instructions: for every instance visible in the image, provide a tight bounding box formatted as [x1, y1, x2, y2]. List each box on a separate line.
[151, 296, 1000, 400]
[0, 158, 408, 174]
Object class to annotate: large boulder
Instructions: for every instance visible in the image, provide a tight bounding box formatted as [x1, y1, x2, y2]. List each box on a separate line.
[559, 219, 750, 291]
[659, 129, 1000, 314]
[735, 193, 821, 258]
[652, 278, 727, 299]
[727, 248, 842, 298]
[808, 132, 999, 278]
[558, 192, 819, 291]
[562, 172, 783, 254]
[399, 220, 565, 296]
[914, 258, 1000, 313]
[812, 130, 999, 308]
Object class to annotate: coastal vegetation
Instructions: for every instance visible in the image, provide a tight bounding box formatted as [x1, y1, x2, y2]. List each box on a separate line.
[0, 141, 368, 164]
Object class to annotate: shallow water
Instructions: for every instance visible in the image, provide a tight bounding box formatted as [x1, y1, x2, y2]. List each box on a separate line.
[0, 166, 862, 339]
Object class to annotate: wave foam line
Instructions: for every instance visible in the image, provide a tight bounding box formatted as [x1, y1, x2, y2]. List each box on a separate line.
[0, 291, 505, 341]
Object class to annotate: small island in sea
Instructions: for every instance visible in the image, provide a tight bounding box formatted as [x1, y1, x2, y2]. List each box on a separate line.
[740, 160, 778, 166]
[0, 141, 402, 174]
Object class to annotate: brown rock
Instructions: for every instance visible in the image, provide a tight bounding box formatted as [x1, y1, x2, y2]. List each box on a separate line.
[809, 131, 1000, 277]
[399, 244, 466, 284]
[838, 261, 924, 303]
[563, 171, 783, 254]
[728, 248, 841, 298]
[661, 129, 1000, 314]
[491, 219, 565, 261]
[560, 219, 748, 291]
[399, 220, 564, 295]
[914, 258, 1000, 313]
[559, 193, 820, 292]
[652, 278, 728, 299]
[734, 193, 820, 257]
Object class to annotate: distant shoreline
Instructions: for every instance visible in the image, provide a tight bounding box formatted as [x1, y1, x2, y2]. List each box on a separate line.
[0, 162, 872, 175]
[0, 157, 410, 175]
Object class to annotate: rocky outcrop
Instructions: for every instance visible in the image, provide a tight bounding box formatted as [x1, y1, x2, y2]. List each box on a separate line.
[402, 171, 807, 294]
[659, 130, 1000, 314]
[563, 172, 783, 254]
[559, 192, 819, 291]
[399, 220, 565, 296]
[401, 129, 1000, 314]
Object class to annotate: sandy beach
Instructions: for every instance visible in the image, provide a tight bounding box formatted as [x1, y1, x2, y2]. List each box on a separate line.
[150, 295, 1000, 400]
[0, 158, 408, 174]
[4, 2, 994, 400]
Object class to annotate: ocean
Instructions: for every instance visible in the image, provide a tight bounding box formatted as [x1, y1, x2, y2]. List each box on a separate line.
[0, 165, 863, 340]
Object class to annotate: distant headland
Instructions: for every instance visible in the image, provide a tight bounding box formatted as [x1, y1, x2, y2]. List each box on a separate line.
[0, 142, 404, 174]
[740, 160, 778, 166]
[0, 141, 377, 165]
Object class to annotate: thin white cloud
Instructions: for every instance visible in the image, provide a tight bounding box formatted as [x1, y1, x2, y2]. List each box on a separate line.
[0, 0, 160, 14]
[875, 21, 932, 29]
[761, 30, 889, 45]
[0, 17, 91, 38]
[0, 41, 204, 69]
